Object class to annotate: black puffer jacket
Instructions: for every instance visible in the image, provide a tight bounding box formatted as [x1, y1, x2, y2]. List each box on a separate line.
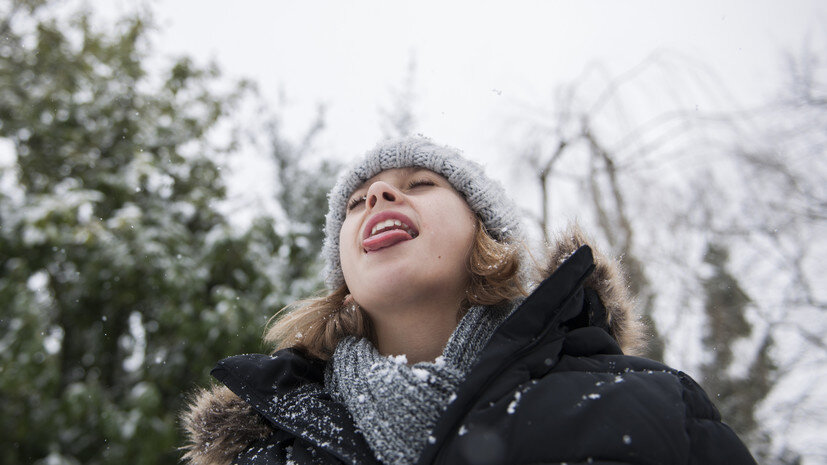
[181, 239, 756, 465]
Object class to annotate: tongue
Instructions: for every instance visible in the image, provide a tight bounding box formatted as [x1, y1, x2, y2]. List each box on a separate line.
[363, 229, 414, 252]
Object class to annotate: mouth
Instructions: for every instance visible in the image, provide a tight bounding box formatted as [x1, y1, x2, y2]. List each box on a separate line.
[362, 212, 419, 252]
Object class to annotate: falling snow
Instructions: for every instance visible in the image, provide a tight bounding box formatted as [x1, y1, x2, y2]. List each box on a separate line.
[507, 391, 522, 414]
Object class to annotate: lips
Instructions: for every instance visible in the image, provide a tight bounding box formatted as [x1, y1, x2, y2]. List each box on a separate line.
[362, 211, 419, 252]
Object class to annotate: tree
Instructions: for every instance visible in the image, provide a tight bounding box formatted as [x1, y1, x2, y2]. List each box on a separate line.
[0, 1, 335, 463]
[379, 53, 418, 139]
[261, 103, 340, 299]
[698, 243, 766, 437]
[513, 54, 716, 362]
[511, 49, 826, 464]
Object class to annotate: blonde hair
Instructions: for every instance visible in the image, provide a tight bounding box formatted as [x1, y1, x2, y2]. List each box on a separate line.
[264, 217, 526, 360]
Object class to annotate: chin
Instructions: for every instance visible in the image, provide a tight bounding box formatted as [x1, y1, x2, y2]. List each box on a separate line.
[356, 270, 463, 309]
[359, 266, 421, 296]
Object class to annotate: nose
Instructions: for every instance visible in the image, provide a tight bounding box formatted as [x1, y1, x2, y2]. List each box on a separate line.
[365, 180, 400, 209]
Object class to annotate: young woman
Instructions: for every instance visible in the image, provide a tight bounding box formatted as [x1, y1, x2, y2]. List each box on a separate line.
[181, 137, 756, 465]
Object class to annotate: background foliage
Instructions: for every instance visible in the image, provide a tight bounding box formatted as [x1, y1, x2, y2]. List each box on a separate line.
[0, 1, 336, 463]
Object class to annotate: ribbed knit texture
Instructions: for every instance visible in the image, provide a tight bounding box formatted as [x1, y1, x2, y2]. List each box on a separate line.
[325, 304, 512, 465]
[323, 136, 523, 289]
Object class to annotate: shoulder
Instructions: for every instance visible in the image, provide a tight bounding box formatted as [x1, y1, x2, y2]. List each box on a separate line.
[181, 351, 375, 465]
[179, 350, 325, 465]
[548, 354, 756, 464]
[441, 352, 755, 464]
[180, 384, 273, 465]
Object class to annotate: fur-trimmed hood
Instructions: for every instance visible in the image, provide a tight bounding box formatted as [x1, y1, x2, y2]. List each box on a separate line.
[180, 228, 645, 465]
[179, 385, 273, 465]
[542, 225, 645, 357]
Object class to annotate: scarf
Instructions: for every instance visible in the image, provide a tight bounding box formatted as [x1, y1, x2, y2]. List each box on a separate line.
[325, 304, 512, 465]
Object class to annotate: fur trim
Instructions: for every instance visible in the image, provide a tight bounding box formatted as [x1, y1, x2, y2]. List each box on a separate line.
[543, 224, 647, 356]
[179, 385, 273, 465]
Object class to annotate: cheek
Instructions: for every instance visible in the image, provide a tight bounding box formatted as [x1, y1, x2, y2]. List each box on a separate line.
[429, 202, 476, 259]
[339, 221, 360, 275]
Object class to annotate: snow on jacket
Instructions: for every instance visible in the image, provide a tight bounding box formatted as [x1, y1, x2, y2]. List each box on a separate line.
[180, 233, 757, 465]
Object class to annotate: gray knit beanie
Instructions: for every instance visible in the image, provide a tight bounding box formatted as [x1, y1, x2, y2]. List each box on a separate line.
[323, 136, 524, 289]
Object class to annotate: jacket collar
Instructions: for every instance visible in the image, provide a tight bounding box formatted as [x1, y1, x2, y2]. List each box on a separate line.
[415, 244, 604, 465]
[211, 350, 378, 465]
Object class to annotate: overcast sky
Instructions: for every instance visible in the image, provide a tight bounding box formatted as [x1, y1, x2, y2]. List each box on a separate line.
[84, 0, 826, 220]
[138, 1, 823, 149]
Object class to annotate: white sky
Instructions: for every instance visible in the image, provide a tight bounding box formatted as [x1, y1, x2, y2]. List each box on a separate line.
[84, 0, 825, 221]
[139, 0, 825, 153]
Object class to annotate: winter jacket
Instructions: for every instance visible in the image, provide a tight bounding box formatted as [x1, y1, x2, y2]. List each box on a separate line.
[181, 234, 757, 465]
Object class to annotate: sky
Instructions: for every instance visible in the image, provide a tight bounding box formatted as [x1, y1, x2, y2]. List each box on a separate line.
[137, 0, 824, 149]
[71, 0, 826, 225]
[95, 0, 823, 222]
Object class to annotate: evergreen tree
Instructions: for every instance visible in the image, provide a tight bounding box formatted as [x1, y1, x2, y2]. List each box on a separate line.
[379, 53, 418, 139]
[699, 243, 786, 463]
[0, 1, 335, 463]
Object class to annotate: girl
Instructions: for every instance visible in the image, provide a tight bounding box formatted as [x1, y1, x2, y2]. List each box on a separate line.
[181, 137, 755, 465]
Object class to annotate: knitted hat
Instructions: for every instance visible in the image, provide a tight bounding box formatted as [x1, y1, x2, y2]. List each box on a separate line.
[323, 136, 523, 289]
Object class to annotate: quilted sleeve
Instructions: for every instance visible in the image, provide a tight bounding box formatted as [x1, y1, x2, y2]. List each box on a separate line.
[677, 371, 757, 465]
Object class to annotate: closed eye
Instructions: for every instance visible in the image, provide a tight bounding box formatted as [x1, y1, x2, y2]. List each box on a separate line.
[347, 178, 434, 211]
[347, 195, 366, 211]
[407, 178, 436, 189]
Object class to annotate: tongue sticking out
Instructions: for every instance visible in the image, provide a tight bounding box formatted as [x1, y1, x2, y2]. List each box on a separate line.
[363, 229, 415, 252]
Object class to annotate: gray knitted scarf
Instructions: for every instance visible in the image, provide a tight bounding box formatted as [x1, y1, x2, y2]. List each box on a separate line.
[325, 305, 512, 465]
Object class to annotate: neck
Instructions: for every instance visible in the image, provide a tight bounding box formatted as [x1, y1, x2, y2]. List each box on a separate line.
[368, 300, 462, 364]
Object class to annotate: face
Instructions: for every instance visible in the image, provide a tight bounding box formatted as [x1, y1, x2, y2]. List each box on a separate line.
[339, 167, 477, 314]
